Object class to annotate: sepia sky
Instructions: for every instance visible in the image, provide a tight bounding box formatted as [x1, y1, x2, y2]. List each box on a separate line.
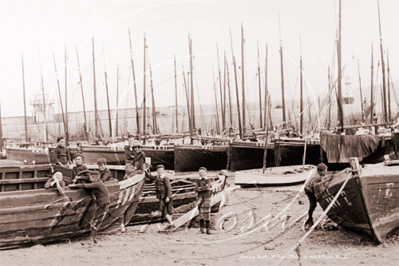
[0, 0, 398, 118]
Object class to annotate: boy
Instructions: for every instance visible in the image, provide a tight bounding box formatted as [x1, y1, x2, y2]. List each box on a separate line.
[72, 153, 90, 184]
[97, 158, 113, 182]
[124, 135, 136, 174]
[195, 167, 212, 234]
[304, 163, 329, 230]
[52, 137, 71, 166]
[44, 171, 65, 194]
[69, 171, 110, 243]
[145, 164, 173, 226]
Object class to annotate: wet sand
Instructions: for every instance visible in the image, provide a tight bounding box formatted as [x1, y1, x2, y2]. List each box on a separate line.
[1, 176, 398, 266]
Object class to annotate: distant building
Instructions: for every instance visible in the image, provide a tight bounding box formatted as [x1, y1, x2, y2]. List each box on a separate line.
[30, 93, 55, 123]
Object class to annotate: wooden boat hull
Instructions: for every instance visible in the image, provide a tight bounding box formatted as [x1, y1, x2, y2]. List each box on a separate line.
[5, 147, 80, 165]
[234, 165, 315, 186]
[81, 146, 175, 170]
[0, 164, 145, 250]
[174, 145, 228, 172]
[229, 142, 275, 171]
[314, 164, 399, 243]
[129, 172, 228, 225]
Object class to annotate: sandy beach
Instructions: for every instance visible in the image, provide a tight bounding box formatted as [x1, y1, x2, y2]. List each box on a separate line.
[1, 176, 398, 266]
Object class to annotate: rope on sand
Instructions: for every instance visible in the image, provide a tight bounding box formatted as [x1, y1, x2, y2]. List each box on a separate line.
[274, 171, 351, 266]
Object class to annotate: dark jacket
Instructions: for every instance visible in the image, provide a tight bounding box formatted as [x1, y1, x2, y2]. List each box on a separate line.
[72, 165, 90, 181]
[195, 178, 212, 198]
[73, 181, 110, 205]
[100, 168, 113, 182]
[146, 172, 173, 200]
[124, 146, 136, 163]
[133, 151, 146, 170]
[53, 146, 71, 165]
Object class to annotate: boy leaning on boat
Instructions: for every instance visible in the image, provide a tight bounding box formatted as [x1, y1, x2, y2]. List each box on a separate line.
[69, 170, 110, 243]
[145, 164, 174, 227]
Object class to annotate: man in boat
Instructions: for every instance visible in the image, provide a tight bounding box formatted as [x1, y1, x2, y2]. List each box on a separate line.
[52, 137, 71, 167]
[125, 135, 136, 174]
[144, 164, 174, 226]
[304, 163, 328, 230]
[97, 158, 114, 182]
[69, 171, 110, 243]
[195, 167, 213, 234]
[72, 153, 90, 184]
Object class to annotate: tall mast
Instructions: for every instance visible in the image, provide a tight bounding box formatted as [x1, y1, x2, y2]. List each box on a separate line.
[128, 28, 140, 136]
[38, 50, 48, 144]
[21, 56, 29, 142]
[64, 47, 69, 145]
[217, 45, 225, 132]
[370, 43, 374, 124]
[226, 55, 233, 127]
[213, 68, 220, 135]
[377, 0, 387, 123]
[257, 41, 262, 128]
[387, 49, 391, 121]
[300, 36, 303, 135]
[357, 57, 364, 123]
[182, 62, 191, 133]
[150, 65, 157, 135]
[115, 65, 119, 137]
[52, 53, 67, 139]
[230, 28, 243, 139]
[143, 33, 147, 144]
[102, 44, 112, 137]
[76, 47, 88, 141]
[92, 37, 99, 138]
[223, 51, 227, 131]
[241, 23, 246, 133]
[279, 14, 286, 127]
[174, 55, 178, 133]
[264, 43, 268, 130]
[337, 0, 344, 129]
[328, 66, 332, 129]
[189, 34, 195, 143]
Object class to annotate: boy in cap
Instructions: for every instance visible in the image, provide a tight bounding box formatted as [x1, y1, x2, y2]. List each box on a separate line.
[72, 153, 90, 184]
[125, 135, 136, 174]
[145, 164, 174, 225]
[131, 142, 146, 174]
[97, 158, 113, 182]
[69, 170, 110, 243]
[304, 163, 328, 230]
[52, 137, 71, 166]
[195, 167, 213, 234]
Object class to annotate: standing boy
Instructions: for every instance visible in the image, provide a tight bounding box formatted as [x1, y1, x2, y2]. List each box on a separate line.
[52, 137, 71, 166]
[69, 171, 110, 243]
[195, 167, 212, 234]
[125, 135, 136, 174]
[145, 164, 173, 226]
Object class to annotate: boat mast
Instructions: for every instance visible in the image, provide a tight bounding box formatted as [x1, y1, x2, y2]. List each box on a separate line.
[143, 33, 147, 144]
[128, 28, 141, 137]
[64, 46, 69, 145]
[300, 36, 303, 135]
[213, 68, 220, 135]
[21, 56, 29, 142]
[262, 93, 269, 173]
[189, 34, 195, 143]
[370, 43, 374, 124]
[92, 37, 99, 138]
[149, 65, 157, 135]
[52, 53, 67, 140]
[264, 43, 268, 131]
[357, 57, 364, 123]
[241, 23, 246, 133]
[257, 41, 262, 128]
[223, 51, 227, 132]
[279, 13, 286, 127]
[115, 65, 119, 137]
[377, 0, 387, 123]
[174, 55, 178, 133]
[217, 45, 225, 132]
[182, 62, 191, 133]
[328, 66, 332, 130]
[337, 0, 344, 130]
[102, 44, 112, 137]
[76, 47, 89, 141]
[226, 55, 233, 128]
[387, 49, 391, 121]
[230, 28, 243, 139]
[38, 50, 48, 144]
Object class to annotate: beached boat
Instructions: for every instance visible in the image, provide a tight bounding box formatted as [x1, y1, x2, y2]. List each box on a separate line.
[314, 157, 399, 243]
[81, 145, 175, 170]
[130, 171, 228, 225]
[174, 144, 228, 172]
[6, 147, 80, 165]
[0, 164, 145, 250]
[234, 165, 315, 186]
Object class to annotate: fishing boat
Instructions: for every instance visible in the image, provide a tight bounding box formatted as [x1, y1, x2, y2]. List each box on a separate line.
[0, 163, 145, 250]
[80, 144, 175, 170]
[130, 170, 229, 225]
[6, 146, 80, 165]
[314, 157, 399, 243]
[234, 164, 315, 186]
